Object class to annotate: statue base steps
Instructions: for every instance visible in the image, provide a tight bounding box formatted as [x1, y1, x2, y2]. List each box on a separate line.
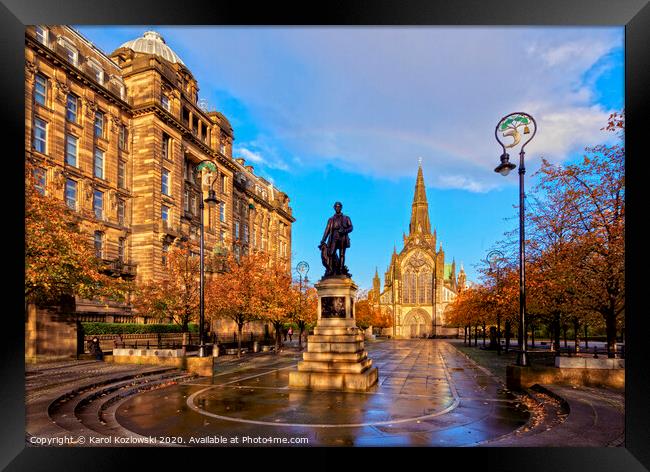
[289, 278, 378, 392]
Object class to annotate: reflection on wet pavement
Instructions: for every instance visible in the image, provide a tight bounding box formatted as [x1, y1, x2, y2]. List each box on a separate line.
[116, 340, 529, 446]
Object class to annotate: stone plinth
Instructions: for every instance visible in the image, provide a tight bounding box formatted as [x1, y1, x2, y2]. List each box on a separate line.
[289, 276, 378, 391]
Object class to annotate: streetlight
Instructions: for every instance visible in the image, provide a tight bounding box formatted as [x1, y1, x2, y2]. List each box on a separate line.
[494, 112, 537, 367]
[295, 261, 309, 348]
[486, 249, 505, 355]
[197, 160, 222, 357]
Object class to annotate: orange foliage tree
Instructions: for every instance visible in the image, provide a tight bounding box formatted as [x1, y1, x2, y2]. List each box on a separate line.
[258, 258, 294, 352]
[205, 252, 267, 356]
[132, 244, 199, 333]
[25, 160, 130, 307]
[289, 283, 317, 349]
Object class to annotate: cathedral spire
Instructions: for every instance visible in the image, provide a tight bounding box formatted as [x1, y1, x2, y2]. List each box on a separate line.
[409, 163, 431, 235]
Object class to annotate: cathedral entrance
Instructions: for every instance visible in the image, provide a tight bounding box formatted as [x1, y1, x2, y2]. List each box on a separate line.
[403, 309, 431, 338]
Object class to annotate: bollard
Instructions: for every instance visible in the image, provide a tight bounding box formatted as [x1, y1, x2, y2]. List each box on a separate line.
[593, 346, 598, 358]
[253, 341, 259, 353]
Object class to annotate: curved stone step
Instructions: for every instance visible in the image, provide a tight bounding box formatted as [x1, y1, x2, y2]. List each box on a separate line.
[78, 373, 196, 436]
[50, 370, 187, 435]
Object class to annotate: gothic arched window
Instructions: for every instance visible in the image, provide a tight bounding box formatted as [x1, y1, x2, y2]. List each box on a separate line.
[418, 272, 433, 304]
[402, 271, 417, 304]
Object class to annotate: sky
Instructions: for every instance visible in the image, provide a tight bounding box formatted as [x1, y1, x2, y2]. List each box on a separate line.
[75, 26, 624, 291]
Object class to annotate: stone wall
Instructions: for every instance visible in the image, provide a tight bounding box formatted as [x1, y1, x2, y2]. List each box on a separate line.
[25, 303, 79, 361]
[506, 365, 625, 391]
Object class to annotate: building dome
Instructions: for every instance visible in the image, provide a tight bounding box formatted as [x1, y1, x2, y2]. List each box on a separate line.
[118, 31, 185, 65]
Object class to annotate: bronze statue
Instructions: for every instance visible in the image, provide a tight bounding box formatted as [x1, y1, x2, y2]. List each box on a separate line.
[319, 201, 353, 277]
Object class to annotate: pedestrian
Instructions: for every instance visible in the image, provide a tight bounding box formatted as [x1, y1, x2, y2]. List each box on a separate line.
[89, 337, 104, 361]
[283, 328, 288, 342]
[288, 327, 293, 342]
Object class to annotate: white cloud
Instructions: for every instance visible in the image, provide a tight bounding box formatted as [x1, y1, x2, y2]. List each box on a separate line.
[167, 27, 623, 190]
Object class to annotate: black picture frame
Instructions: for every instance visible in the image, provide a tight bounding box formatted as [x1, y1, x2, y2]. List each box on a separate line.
[3, 0, 648, 469]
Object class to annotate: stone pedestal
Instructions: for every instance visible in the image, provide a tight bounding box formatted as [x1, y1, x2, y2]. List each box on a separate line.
[289, 276, 379, 391]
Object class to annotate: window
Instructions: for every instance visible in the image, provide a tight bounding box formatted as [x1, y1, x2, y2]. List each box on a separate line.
[162, 133, 171, 160]
[93, 190, 104, 220]
[34, 26, 48, 45]
[61, 41, 78, 66]
[33, 117, 47, 153]
[94, 231, 104, 258]
[66, 94, 78, 122]
[418, 272, 432, 304]
[234, 221, 240, 240]
[33, 167, 46, 195]
[161, 169, 170, 196]
[219, 202, 226, 222]
[183, 189, 189, 212]
[88, 60, 104, 84]
[161, 94, 170, 111]
[65, 135, 78, 167]
[65, 179, 77, 209]
[117, 199, 125, 225]
[94, 111, 104, 138]
[191, 194, 197, 215]
[118, 125, 128, 150]
[403, 272, 417, 304]
[161, 205, 170, 223]
[118, 161, 126, 189]
[162, 242, 169, 265]
[220, 143, 226, 155]
[93, 148, 104, 179]
[118, 237, 126, 262]
[34, 74, 47, 106]
[220, 174, 227, 193]
[243, 224, 249, 243]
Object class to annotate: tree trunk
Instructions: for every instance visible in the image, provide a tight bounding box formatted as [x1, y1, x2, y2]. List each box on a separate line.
[563, 324, 568, 348]
[274, 323, 282, 353]
[237, 322, 243, 358]
[573, 318, 580, 353]
[298, 322, 305, 350]
[531, 323, 535, 348]
[505, 320, 511, 353]
[584, 324, 589, 349]
[482, 321, 486, 347]
[605, 309, 617, 359]
[553, 312, 561, 356]
[474, 325, 478, 347]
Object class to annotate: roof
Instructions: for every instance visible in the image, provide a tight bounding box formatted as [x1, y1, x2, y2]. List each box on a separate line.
[118, 31, 185, 65]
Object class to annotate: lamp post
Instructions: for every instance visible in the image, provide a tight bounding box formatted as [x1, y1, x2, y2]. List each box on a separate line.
[295, 261, 309, 348]
[486, 249, 505, 355]
[197, 160, 221, 357]
[494, 112, 537, 367]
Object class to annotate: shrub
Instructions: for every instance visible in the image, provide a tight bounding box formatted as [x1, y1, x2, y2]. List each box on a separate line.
[81, 322, 199, 335]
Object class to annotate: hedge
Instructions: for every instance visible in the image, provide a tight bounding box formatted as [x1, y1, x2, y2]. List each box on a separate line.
[81, 322, 199, 335]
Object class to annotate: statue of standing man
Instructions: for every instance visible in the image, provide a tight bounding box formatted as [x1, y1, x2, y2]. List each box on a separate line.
[319, 201, 353, 278]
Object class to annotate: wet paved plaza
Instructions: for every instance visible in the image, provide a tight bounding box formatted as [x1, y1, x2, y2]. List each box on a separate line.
[115, 340, 530, 446]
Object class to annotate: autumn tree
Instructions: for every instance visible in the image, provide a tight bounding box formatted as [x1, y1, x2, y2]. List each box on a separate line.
[25, 160, 130, 307]
[133, 244, 199, 333]
[533, 113, 624, 357]
[289, 283, 317, 350]
[258, 258, 294, 353]
[205, 252, 267, 357]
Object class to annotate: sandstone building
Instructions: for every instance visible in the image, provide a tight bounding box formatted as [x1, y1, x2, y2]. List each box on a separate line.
[369, 165, 466, 338]
[25, 26, 294, 325]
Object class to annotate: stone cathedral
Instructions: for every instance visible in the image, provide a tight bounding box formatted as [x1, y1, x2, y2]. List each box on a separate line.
[369, 164, 466, 338]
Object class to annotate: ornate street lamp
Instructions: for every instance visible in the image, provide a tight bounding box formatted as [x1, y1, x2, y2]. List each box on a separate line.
[486, 249, 506, 355]
[295, 261, 309, 348]
[494, 112, 537, 367]
[196, 160, 222, 357]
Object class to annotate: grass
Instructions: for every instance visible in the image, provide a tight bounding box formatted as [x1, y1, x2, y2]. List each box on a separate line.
[449, 340, 518, 384]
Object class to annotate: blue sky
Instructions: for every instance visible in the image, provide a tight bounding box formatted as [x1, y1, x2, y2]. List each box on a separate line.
[75, 26, 624, 290]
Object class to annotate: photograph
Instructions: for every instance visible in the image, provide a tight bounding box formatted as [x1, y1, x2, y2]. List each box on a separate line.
[3, 1, 645, 467]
